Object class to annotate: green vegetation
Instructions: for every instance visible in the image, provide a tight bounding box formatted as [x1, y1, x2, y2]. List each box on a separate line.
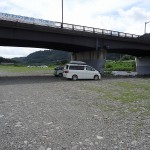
[0, 65, 54, 73]
[133, 122, 144, 137]
[84, 79, 150, 117]
[0, 56, 18, 63]
[106, 54, 135, 61]
[105, 60, 136, 71]
[13, 50, 71, 65]
[112, 82, 150, 103]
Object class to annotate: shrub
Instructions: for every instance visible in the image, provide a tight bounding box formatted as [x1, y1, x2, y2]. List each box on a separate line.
[106, 64, 113, 68]
[105, 60, 136, 71]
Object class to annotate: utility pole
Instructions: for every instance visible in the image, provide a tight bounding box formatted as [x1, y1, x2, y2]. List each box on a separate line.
[144, 21, 150, 34]
[61, 0, 63, 28]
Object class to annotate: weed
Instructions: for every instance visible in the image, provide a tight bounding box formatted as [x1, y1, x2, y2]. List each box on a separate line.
[133, 122, 144, 138]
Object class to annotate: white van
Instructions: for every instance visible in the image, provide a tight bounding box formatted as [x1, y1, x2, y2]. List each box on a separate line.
[63, 61, 101, 80]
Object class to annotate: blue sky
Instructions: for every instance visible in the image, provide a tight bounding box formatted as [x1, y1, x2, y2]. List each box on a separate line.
[0, 0, 150, 58]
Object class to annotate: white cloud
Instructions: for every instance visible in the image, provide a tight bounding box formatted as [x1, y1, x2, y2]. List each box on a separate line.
[117, 7, 150, 34]
[0, 0, 150, 58]
[0, 47, 45, 58]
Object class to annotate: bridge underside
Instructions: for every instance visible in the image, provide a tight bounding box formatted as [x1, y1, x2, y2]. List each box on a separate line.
[0, 38, 92, 53]
[0, 38, 150, 58]
[106, 48, 150, 57]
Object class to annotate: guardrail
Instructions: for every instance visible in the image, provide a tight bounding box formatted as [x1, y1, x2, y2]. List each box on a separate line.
[0, 14, 140, 39]
[55, 22, 140, 39]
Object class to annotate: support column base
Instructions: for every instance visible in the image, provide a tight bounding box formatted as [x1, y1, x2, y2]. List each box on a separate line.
[136, 57, 150, 75]
[71, 50, 106, 74]
[83, 59, 105, 73]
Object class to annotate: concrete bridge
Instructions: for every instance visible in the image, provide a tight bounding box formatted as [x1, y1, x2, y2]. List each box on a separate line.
[0, 18, 150, 74]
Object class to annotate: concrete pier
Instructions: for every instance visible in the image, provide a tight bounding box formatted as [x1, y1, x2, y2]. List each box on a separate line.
[71, 50, 106, 73]
[136, 57, 150, 75]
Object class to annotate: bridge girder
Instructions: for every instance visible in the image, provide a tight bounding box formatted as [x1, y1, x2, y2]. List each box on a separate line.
[0, 20, 150, 56]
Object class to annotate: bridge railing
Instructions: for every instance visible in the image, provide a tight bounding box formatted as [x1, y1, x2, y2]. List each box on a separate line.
[0, 12, 140, 39]
[54, 22, 140, 39]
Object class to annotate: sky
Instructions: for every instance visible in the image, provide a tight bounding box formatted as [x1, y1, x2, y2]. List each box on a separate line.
[0, 0, 150, 58]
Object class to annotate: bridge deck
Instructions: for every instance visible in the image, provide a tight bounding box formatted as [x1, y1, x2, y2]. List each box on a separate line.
[0, 19, 150, 56]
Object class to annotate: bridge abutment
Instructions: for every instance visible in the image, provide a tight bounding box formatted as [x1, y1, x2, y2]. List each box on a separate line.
[136, 57, 150, 75]
[71, 50, 107, 73]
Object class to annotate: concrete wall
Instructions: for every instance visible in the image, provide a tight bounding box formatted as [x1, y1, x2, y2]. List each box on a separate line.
[136, 57, 150, 75]
[71, 50, 106, 73]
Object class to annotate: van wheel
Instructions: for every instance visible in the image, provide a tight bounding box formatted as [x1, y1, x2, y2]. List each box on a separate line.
[94, 75, 99, 80]
[72, 75, 78, 81]
[58, 73, 63, 77]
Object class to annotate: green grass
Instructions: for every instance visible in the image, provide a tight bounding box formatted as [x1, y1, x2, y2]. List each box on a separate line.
[133, 122, 144, 138]
[84, 79, 150, 117]
[112, 82, 150, 103]
[92, 102, 117, 112]
[0, 65, 54, 73]
[105, 60, 136, 71]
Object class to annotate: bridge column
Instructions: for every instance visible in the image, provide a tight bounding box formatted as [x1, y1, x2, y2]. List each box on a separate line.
[71, 49, 107, 73]
[136, 57, 150, 75]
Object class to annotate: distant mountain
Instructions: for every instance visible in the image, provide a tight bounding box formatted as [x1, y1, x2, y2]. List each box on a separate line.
[0, 57, 18, 63]
[12, 57, 25, 63]
[13, 50, 71, 65]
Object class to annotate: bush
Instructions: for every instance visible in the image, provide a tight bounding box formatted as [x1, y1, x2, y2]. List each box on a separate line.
[120, 55, 135, 61]
[105, 60, 136, 71]
[131, 61, 136, 71]
[105, 64, 113, 68]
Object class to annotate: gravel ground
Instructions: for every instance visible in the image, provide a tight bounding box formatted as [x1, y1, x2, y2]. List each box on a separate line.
[0, 73, 150, 150]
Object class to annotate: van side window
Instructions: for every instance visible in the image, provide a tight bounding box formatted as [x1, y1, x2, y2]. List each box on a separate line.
[86, 66, 95, 71]
[69, 65, 84, 70]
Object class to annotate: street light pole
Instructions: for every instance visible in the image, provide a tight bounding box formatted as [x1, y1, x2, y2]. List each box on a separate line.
[144, 21, 150, 34]
[61, 0, 63, 28]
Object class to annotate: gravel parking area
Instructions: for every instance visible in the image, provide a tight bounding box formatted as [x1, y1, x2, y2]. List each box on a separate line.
[0, 75, 150, 150]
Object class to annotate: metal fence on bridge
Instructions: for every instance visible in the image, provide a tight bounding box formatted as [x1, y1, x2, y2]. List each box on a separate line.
[0, 12, 141, 40]
[55, 22, 140, 39]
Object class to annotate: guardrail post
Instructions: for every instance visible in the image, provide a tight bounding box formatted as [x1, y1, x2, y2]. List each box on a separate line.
[83, 26, 85, 31]
[125, 33, 127, 37]
[93, 28, 95, 33]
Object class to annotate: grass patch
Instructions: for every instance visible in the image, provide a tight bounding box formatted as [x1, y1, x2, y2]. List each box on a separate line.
[92, 102, 117, 112]
[112, 82, 150, 103]
[0, 65, 54, 73]
[133, 122, 144, 138]
[105, 60, 136, 71]
[83, 79, 150, 116]
[129, 107, 141, 113]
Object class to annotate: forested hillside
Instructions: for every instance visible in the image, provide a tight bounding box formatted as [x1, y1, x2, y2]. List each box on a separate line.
[13, 50, 71, 65]
[0, 57, 18, 63]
